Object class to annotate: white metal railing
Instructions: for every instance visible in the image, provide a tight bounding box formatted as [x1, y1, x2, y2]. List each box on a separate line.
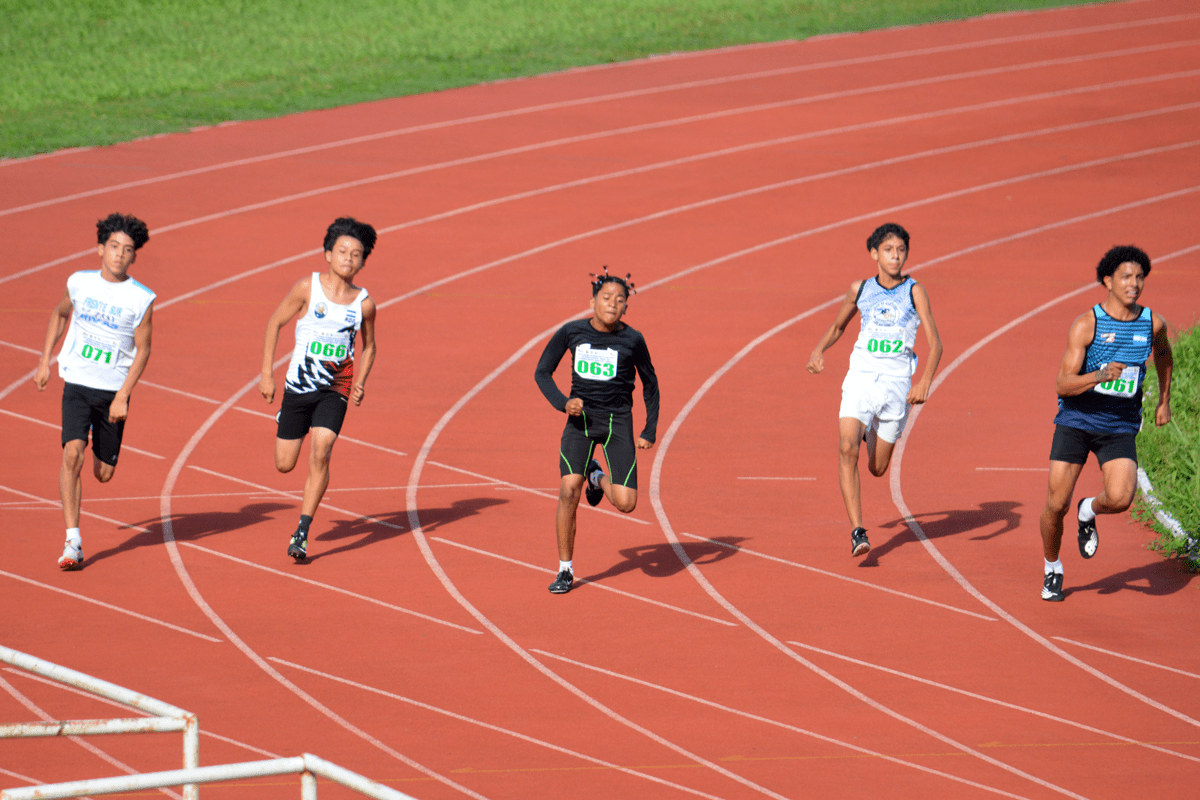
[0, 645, 199, 800]
[0, 754, 421, 800]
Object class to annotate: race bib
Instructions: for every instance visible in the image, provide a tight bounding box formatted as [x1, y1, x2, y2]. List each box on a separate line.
[306, 332, 351, 361]
[574, 344, 618, 381]
[1095, 364, 1140, 398]
[77, 331, 119, 366]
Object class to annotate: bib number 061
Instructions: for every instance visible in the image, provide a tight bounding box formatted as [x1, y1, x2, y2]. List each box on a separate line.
[310, 341, 348, 359]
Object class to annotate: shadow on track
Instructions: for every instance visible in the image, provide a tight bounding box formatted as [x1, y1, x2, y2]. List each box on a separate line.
[582, 536, 747, 584]
[861, 500, 1023, 565]
[1065, 559, 1196, 599]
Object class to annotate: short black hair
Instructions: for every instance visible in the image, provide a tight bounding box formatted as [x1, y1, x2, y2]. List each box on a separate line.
[866, 222, 910, 252]
[590, 266, 634, 298]
[1096, 245, 1150, 284]
[96, 213, 149, 249]
[323, 217, 377, 260]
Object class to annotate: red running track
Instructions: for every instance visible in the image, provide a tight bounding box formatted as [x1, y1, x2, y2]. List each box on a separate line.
[2, 2, 1198, 798]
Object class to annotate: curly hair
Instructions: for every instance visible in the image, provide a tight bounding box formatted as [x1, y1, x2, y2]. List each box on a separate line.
[1096, 245, 1151, 284]
[96, 213, 150, 249]
[866, 222, 909, 252]
[323, 217, 378, 260]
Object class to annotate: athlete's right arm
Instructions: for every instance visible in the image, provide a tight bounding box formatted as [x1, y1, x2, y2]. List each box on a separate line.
[1055, 310, 1124, 397]
[806, 282, 861, 375]
[534, 326, 572, 412]
[260, 278, 310, 403]
[34, 288, 73, 391]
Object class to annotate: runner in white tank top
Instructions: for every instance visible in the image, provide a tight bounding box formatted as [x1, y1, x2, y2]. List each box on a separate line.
[260, 218, 379, 562]
[34, 213, 156, 571]
[807, 223, 943, 558]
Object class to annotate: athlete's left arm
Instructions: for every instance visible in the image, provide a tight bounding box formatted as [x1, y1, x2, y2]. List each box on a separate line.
[351, 298, 377, 407]
[1150, 311, 1172, 427]
[907, 282, 943, 405]
[635, 334, 659, 449]
[109, 303, 153, 423]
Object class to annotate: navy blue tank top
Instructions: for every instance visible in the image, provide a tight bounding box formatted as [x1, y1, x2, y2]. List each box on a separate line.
[1054, 304, 1153, 435]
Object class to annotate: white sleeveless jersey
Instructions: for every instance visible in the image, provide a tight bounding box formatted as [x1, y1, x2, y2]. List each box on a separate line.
[284, 273, 369, 397]
[58, 271, 156, 392]
[846, 276, 920, 379]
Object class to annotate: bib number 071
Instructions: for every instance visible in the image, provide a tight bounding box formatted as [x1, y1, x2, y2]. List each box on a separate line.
[80, 343, 113, 364]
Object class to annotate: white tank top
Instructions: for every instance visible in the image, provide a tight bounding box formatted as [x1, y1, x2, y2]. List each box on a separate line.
[284, 273, 368, 396]
[58, 271, 156, 392]
[846, 276, 920, 379]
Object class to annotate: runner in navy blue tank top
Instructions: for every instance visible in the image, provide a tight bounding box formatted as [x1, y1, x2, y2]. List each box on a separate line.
[1038, 246, 1173, 602]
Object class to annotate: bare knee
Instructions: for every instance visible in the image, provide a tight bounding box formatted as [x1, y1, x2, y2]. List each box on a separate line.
[867, 461, 889, 478]
[838, 438, 860, 464]
[94, 464, 115, 483]
[559, 479, 583, 506]
[62, 442, 86, 474]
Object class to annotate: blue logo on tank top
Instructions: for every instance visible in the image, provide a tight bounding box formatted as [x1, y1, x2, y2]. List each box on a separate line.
[315, 302, 327, 319]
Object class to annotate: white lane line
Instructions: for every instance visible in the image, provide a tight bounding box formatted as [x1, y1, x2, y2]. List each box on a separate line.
[268, 657, 730, 800]
[2, 668, 284, 759]
[887, 243, 1200, 729]
[177, 542, 482, 636]
[785, 640, 1200, 764]
[4, 9, 1195, 209]
[736, 476, 816, 481]
[530, 649, 1035, 799]
[158, 377, 492, 800]
[431, 537, 737, 627]
[0, 408, 163, 459]
[8, 55, 1200, 291]
[0, 569, 222, 643]
[677, 532, 995, 621]
[0, 675, 182, 800]
[1052, 637, 1200, 681]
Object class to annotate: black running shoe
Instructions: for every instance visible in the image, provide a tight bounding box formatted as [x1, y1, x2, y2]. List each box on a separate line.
[850, 527, 870, 557]
[1077, 499, 1098, 559]
[1041, 572, 1064, 602]
[288, 532, 308, 561]
[548, 570, 574, 594]
[585, 459, 605, 507]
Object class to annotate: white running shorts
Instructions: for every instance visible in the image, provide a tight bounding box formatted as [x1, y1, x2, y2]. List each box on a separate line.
[839, 370, 910, 443]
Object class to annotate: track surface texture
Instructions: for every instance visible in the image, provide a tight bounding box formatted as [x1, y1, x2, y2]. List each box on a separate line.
[2, 2, 1198, 798]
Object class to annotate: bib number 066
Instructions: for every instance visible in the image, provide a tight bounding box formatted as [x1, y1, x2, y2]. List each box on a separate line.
[309, 341, 348, 359]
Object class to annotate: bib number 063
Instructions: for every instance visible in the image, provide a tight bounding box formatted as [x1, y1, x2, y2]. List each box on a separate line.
[576, 359, 615, 378]
[309, 341, 348, 359]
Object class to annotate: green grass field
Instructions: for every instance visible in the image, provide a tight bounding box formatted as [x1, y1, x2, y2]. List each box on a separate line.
[4, 0, 1103, 158]
[1138, 324, 1199, 569]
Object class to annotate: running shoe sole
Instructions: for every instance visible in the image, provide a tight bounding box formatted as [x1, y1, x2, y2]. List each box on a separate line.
[585, 459, 604, 507]
[1077, 499, 1098, 559]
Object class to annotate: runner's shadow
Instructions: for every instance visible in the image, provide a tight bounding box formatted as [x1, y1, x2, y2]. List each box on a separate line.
[87, 502, 293, 567]
[861, 501, 1022, 566]
[1066, 560, 1195, 598]
[581, 537, 746, 584]
[303, 497, 508, 563]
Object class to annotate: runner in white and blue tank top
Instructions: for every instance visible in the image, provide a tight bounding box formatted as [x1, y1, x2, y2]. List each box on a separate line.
[1038, 246, 1173, 603]
[808, 223, 943, 559]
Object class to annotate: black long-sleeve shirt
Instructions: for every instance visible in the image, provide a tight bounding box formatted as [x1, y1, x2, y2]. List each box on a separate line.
[534, 318, 660, 443]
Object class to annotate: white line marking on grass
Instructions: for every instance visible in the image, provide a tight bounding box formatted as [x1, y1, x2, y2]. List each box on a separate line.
[0, 408, 163, 459]
[2, 668, 285, 759]
[1052, 637, 1200, 680]
[786, 640, 1200, 764]
[531, 649, 1038, 799]
[268, 657, 730, 800]
[677, 532, 995, 621]
[178, 542, 482, 635]
[0, 570, 222, 643]
[431, 537, 737, 627]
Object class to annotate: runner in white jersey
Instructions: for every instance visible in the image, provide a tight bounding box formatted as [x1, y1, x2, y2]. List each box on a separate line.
[807, 223, 943, 558]
[260, 217, 378, 562]
[34, 213, 155, 571]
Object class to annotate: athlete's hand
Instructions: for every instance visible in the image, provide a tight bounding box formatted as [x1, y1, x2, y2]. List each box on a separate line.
[565, 398, 583, 416]
[259, 374, 276, 403]
[108, 395, 129, 424]
[1155, 401, 1171, 427]
[637, 437, 654, 449]
[1096, 362, 1126, 382]
[907, 381, 932, 405]
[34, 363, 51, 391]
[351, 383, 366, 406]
[806, 352, 824, 374]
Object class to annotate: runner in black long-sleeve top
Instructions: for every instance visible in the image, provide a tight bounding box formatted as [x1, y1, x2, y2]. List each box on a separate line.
[534, 269, 659, 594]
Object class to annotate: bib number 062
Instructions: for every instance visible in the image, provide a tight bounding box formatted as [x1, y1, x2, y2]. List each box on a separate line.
[866, 338, 903, 354]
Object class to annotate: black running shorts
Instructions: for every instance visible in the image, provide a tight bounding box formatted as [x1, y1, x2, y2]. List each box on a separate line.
[559, 408, 638, 489]
[61, 382, 125, 466]
[276, 389, 349, 439]
[1049, 424, 1138, 466]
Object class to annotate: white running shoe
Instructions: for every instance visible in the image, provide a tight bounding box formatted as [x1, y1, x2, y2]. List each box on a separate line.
[58, 540, 83, 571]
